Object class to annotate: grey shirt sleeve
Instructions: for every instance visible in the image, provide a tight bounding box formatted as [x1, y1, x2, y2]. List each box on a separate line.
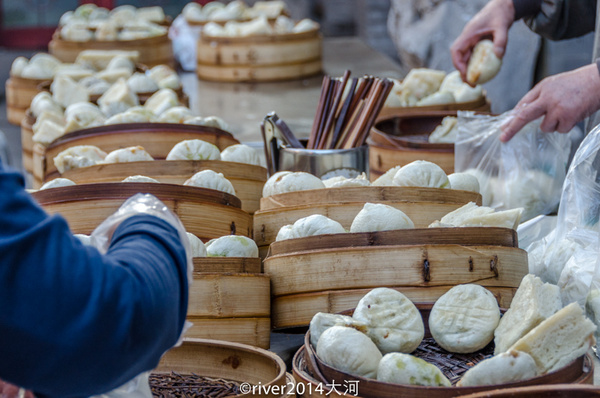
[514, 0, 597, 40]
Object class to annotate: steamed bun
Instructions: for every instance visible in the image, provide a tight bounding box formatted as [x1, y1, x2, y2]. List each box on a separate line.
[262, 171, 325, 197]
[377, 353, 451, 386]
[467, 40, 502, 85]
[39, 178, 76, 190]
[448, 172, 480, 193]
[184, 169, 236, 196]
[53, 145, 107, 173]
[350, 203, 414, 233]
[187, 232, 207, 258]
[392, 160, 450, 189]
[309, 312, 368, 348]
[205, 235, 258, 257]
[103, 146, 153, 163]
[287, 214, 346, 239]
[220, 144, 262, 166]
[166, 139, 221, 161]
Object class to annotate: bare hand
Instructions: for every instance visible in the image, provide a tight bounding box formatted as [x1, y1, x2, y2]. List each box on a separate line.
[500, 64, 600, 142]
[450, 0, 515, 82]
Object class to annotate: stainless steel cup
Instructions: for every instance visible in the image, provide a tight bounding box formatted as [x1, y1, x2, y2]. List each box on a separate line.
[277, 145, 369, 179]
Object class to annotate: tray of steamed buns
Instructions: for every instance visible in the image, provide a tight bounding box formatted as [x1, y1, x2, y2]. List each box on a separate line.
[294, 278, 595, 397]
[49, 4, 173, 67]
[190, 1, 322, 82]
[258, 160, 529, 329]
[254, 160, 483, 255]
[34, 137, 266, 214]
[378, 40, 501, 120]
[18, 52, 185, 173]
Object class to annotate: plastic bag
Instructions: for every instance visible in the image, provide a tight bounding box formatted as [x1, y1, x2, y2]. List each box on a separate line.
[88, 194, 193, 398]
[168, 15, 201, 72]
[455, 111, 573, 222]
[526, 123, 600, 289]
[516, 214, 557, 249]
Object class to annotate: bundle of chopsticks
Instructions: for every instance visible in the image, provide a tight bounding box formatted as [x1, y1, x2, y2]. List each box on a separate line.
[307, 70, 393, 150]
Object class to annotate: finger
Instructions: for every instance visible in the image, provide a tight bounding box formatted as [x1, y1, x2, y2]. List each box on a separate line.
[451, 41, 471, 79]
[500, 102, 546, 142]
[556, 119, 575, 134]
[492, 28, 508, 58]
[539, 115, 559, 133]
[514, 85, 541, 111]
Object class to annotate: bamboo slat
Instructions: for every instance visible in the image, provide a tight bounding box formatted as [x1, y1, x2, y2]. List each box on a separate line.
[196, 28, 322, 82]
[272, 286, 517, 329]
[156, 338, 286, 397]
[49, 32, 174, 67]
[193, 257, 262, 273]
[185, 317, 271, 349]
[54, 160, 266, 213]
[5, 76, 50, 125]
[31, 183, 252, 240]
[265, 243, 527, 297]
[377, 96, 491, 121]
[189, 273, 270, 318]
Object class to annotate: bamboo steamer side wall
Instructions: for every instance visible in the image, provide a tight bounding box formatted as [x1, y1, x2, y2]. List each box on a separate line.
[196, 31, 323, 83]
[6, 77, 49, 125]
[265, 242, 528, 329]
[49, 34, 174, 67]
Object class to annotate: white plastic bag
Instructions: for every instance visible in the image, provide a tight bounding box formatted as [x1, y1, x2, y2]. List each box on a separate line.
[455, 111, 572, 222]
[526, 123, 600, 287]
[88, 194, 193, 398]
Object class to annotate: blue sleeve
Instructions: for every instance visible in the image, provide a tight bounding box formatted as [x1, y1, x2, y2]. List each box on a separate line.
[0, 165, 189, 398]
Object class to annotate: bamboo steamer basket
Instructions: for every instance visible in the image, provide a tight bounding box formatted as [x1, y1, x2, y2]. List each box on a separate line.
[31, 122, 239, 188]
[296, 305, 594, 398]
[368, 111, 462, 179]
[49, 31, 174, 67]
[197, 28, 322, 82]
[54, 160, 267, 214]
[460, 385, 600, 397]
[253, 186, 482, 257]
[30, 183, 252, 240]
[189, 257, 271, 349]
[265, 227, 527, 329]
[156, 338, 289, 397]
[20, 113, 36, 175]
[5, 75, 50, 125]
[377, 95, 491, 120]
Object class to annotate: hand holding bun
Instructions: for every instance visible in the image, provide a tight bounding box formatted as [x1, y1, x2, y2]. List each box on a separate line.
[466, 40, 502, 85]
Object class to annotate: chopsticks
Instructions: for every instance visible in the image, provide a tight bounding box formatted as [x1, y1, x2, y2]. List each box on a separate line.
[307, 70, 393, 150]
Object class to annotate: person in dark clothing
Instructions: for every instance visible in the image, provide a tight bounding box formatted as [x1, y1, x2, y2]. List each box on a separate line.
[451, 0, 600, 141]
[0, 161, 189, 398]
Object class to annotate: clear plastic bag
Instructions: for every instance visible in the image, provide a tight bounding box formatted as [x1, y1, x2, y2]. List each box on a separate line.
[525, 123, 600, 288]
[88, 194, 193, 398]
[455, 111, 573, 222]
[168, 15, 201, 72]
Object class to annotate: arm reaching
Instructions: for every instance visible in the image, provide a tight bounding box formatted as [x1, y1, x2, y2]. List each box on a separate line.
[450, 0, 516, 82]
[500, 63, 600, 141]
[0, 166, 189, 398]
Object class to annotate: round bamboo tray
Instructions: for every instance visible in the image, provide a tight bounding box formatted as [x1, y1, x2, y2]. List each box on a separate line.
[298, 307, 594, 398]
[31, 183, 252, 240]
[197, 28, 322, 82]
[368, 111, 462, 179]
[31, 122, 239, 188]
[5, 75, 50, 125]
[459, 385, 600, 397]
[49, 31, 174, 67]
[265, 227, 527, 329]
[253, 186, 482, 255]
[156, 338, 288, 397]
[377, 96, 491, 120]
[55, 160, 267, 214]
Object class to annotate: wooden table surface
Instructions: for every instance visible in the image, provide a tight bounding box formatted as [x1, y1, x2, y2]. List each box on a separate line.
[181, 37, 406, 144]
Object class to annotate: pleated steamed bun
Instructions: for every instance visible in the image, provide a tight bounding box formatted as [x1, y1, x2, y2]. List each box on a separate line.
[322, 173, 371, 188]
[262, 171, 325, 197]
[53, 145, 107, 173]
[350, 203, 414, 233]
[309, 312, 368, 348]
[184, 169, 236, 196]
[392, 160, 450, 189]
[353, 288, 424, 354]
[186, 232, 207, 258]
[205, 235, 258, 257]
[467, 39, 502, 85]
[103, 146, 154, 163]
[288, 214, 346, 239]
[448, 172, 480, 193]
[166, 139, 221, 161]
[220, 144, 262, 166]
[317, 326, 382, 379]
[372, 165, 402, 186]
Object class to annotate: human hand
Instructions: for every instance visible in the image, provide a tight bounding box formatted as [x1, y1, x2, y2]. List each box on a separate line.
[500, 64, 600, 142]
[450, 0, 515, 82]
